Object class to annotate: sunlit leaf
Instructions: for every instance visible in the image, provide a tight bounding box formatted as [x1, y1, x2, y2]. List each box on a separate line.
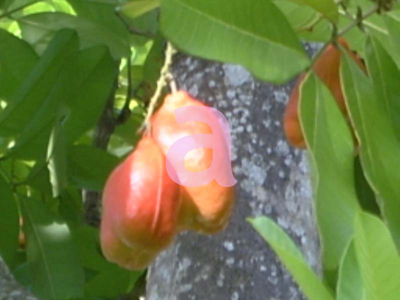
[160, 0, 309, 83]
[299, 73, 359, 270]
[337, 240, 364, 300]
[353, 212, 400, 300]
[341, 49, 400, 246]
[249, 217, 334, 300]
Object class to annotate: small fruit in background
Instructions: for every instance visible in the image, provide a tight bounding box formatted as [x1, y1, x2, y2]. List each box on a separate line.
[283, 38, 366, 149]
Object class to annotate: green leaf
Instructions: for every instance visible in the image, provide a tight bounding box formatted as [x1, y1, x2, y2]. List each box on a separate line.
[382, 10, 400, 67]
[0, 172, 19, 268]
[120, 0, 160, 19]
[337, 240, 364, 300]
[353, 157, 380, 216]
[160, 0, 310, 83]
[21, 195, 85, 300]
[47, 115, 68, 198]
[0, 28, 78, 136]
[7, 46, 116, 160]
[287, 0, 338, 23]
[341, 49, 400, 247]
[0, 29, 39, 102]
[248, 217, 334, 300]
[18, 12, 129, 58]
[58, 188, 83, 228]
[68, 145, 120, 191]
[67, 0, 130, 40]
[354, 212, 400, 300]
[299, 73, 360, 270]
[62, 46, 117, 144]
[364, 35, 400, 142]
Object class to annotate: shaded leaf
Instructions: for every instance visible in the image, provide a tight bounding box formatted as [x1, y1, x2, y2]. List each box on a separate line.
[68, 145, 120, 191]
[0, 29, 39, 102]
[0, 172, 19, 268]
[21, 195, 84, 300]
[18, 12, 129, 58]
[0, 28, 78, 136]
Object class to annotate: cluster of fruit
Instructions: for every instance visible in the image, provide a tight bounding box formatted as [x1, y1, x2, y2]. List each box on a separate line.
[100, 91, 235, 270]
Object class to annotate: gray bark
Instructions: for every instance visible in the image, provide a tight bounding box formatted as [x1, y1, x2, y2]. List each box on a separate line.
[0, 259, 37, 300]
[146, 52, 320, 300]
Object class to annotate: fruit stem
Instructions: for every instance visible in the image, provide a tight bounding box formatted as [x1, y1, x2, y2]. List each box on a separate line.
[139, 42, 177, 134]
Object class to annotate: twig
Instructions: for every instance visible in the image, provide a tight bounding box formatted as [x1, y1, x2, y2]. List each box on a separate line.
[138, 42, 176, 134]
[309, 5, 379, 69]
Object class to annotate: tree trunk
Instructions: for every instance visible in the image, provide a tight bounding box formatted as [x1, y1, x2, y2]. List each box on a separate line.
[146, 52, 320, 300]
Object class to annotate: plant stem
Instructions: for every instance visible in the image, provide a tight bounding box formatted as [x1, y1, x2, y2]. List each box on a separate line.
[309, 5, 379, 69]
[138, 42, 176, 134]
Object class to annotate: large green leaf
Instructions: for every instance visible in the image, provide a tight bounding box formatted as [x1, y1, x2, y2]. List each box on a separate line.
[287, 0, 338, 23]
[0, 28, 78, 136]
[21, 195, 85, 300]
[337, 240, 364, 300]
[68, 145, 120, 191]
[18, 12, 129, 58]
[160, 0, 310, 83]
[249, 217, 334, 300]
[0, 172, 19, 268]
[364, 35, 400, 142]
[353, 212, 400, 300]
[61, 46, 117, 144]
[299, 73, 360, 270]
[341, 50, 400, 246]
[0, 29, 38, 102]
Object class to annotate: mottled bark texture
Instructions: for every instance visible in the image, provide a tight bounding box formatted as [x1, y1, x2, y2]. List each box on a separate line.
[0, 258, 37, 300]
[146, 52, 321, 300]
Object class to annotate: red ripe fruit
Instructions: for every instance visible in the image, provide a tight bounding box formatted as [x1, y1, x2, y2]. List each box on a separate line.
[100, 137, 180, 270]
[283, 38, 366, 148]
[151, 91, 235, 234]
